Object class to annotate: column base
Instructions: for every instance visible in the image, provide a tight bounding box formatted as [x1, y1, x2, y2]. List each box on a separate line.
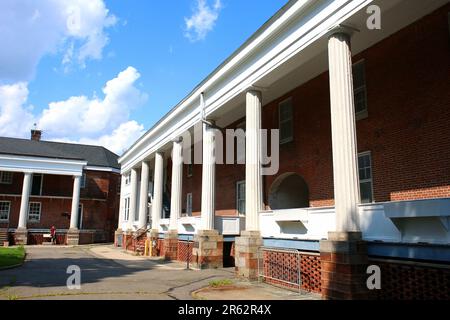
[164, 230, 178, 261]
[14, 228, 28, 245]
[149, 229, 160, 257]
[320, 232, 370, 300]
[66, 229, 80, 246]
[235, 231, 263, 281]
[114, 229, 123, 247]
[193, 230, 223, 269]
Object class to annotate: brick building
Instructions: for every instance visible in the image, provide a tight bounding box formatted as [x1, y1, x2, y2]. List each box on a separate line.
[116, 0, 450, 299]
[0, 130, 120, 245]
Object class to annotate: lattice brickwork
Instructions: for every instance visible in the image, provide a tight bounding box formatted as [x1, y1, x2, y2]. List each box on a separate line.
[373, 260, 450, 300]
[262, 250, 322, 293]
[177, 241, 195, 263]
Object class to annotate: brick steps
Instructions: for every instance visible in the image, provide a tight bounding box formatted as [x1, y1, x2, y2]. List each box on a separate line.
[0, 229, 8, 246]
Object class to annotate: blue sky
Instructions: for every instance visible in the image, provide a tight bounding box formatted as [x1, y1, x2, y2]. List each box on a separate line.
[0, 0, 287, 154]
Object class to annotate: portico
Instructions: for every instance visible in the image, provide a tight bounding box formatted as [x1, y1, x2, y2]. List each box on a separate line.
[116, 0, 450, 300]
[0, 154, 87, 245]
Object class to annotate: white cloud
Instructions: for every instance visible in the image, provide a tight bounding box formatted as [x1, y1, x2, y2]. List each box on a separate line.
[0, 83, 35, 138]
[0, 0, 117, 82]
[0, 67, 148, 155]
[184, 0, 222, 42]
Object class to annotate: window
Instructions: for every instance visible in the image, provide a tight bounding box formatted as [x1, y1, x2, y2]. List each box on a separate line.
[124, 174, 131, 186]
[358, 152, 374, 203]
[353, 60, 368, 119]
[31, 174, 43, 196]
[0, 172, 13, 184]
[0, 201, 10, 222]
[187, 148, 194, 177]
[78, 204, 83, 229]
[124, 197, 130, 221]
[236, 181, 246, 215]
[28, 202, 41, 222]
[279, 98, 294, 144]
[80, 174, 87, 189]
[186, 193, 193, 216]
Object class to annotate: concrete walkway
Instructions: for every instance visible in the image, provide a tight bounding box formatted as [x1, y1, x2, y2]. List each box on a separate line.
[0, 245, 320, 300]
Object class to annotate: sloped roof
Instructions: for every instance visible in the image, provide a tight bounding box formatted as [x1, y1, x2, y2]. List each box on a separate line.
[0, 136, 120, 169]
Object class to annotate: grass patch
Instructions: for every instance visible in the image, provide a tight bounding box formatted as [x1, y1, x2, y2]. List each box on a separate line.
[0, 246, 26, 268]
[209, 279, 233, 288]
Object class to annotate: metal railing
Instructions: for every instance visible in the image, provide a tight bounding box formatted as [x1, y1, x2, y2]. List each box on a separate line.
[257, 247, 303, 294]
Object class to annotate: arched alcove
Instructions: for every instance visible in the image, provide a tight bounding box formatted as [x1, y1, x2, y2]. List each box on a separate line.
[269, 173, 310, 210]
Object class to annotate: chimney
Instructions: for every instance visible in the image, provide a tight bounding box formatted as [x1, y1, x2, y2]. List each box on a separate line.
[31, 129, 42, 141]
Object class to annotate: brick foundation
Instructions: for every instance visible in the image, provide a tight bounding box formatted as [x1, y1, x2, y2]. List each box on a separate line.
[14, 228, 28, 245]
[320, 232, 370, 300]
[193, 230, 223, 269]
[164, 231, 178, 261]
[372, 259, 450, 300]
[114, 229, 123, 247]
[66, 229, 80, 246]
[235, 231, 263, 280]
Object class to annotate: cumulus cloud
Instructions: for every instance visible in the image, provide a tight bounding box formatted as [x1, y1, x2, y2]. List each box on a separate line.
[0, 0, 117, 82]
[0, 82, 35, 138]
[184, 0, 222, 42]
[0, 67, 148, 155]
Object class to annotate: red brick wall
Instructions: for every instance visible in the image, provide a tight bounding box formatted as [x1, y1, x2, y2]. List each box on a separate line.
[178, 5, 450, 213]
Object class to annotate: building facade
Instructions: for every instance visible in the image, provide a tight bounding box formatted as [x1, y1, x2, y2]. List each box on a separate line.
[0, 131, 120, 245]
[116, 0, 450, 299]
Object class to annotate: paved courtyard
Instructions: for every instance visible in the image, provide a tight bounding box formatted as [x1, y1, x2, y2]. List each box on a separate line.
[0, 245, 320, 300]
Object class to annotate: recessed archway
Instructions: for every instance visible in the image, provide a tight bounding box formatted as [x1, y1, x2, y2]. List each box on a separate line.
[268, 173, 310, 210]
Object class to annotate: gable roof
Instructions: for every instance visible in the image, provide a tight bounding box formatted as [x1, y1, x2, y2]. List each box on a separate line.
[0, 136, 120, 169]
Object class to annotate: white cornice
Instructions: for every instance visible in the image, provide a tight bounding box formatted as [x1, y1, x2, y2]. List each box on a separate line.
[0, 154, 87, 176]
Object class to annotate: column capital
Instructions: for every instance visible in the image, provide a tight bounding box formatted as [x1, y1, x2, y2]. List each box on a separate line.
[246, 86, 267, 94]
[326, 24, 359, 40]
[172, 136, 183, 144]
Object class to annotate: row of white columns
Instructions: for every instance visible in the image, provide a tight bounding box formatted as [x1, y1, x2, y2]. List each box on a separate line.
[17, 172, 82, 231]
[120, 27, 361, 235]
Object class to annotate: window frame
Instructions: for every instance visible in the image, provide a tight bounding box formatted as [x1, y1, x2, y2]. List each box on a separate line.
[358, 151, 375, 204]
[0, 172, 13, 185]
[236, 180, 246, 216]
[78, 204, 83, 230]
[28, 202, 42, 223]
[353, 60, 368, 120]
[124, 197, 130, 221]
[80, 173, 87, 189]
[124, 173, 131, 186]
[31, 173, 44, 196]
[0, 201, 11, 222]
[278, 97, 294, 145]
[186, 193, 193, 217]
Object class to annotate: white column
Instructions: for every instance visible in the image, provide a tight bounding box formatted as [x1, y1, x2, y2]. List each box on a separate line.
[152, 152, 164, 230]
[245, 89, 263, 231]
[201, 123, 216, 230]
[138, 161, 150, 229]
[18, 172, 33, 229]
[117, 174, 126, 231]
[69, 175, 82, 230]
[127, 168, 138, 230]
[328, 30, 361, 232]
[169, 139, 183, 231]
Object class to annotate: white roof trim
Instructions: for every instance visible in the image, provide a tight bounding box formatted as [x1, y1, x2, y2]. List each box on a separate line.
[0, 154, 87, 176]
